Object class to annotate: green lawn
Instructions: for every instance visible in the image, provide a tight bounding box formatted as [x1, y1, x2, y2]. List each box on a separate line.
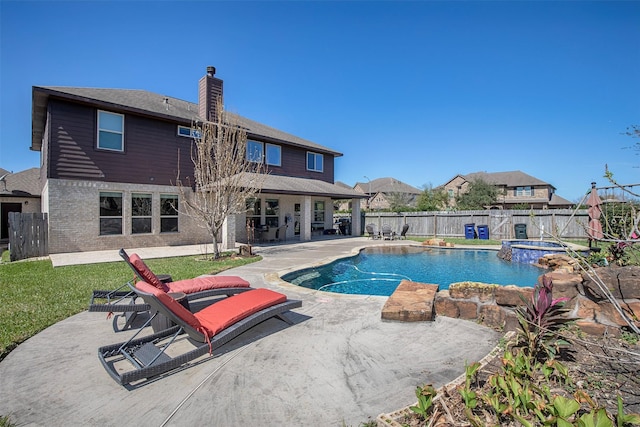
[0, 252, 260, 361]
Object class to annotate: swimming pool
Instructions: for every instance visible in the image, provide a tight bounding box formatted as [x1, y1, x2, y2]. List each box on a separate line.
[282, 246, 546, 296]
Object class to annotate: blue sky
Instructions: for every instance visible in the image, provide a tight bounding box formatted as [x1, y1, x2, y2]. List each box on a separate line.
[1, 1, 638, 203]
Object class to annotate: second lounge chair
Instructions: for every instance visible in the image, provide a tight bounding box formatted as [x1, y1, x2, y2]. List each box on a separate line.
[98, 281, 302, 385]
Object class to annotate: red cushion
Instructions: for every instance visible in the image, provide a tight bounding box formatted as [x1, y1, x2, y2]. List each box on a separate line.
[129, 254, 169, 292]
[196, 288, 287, 337]
[135, 281, 201, 330]
[167, 276, 250, 294]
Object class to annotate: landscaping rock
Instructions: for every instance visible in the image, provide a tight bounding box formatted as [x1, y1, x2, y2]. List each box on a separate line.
[381, 280, 439, 322]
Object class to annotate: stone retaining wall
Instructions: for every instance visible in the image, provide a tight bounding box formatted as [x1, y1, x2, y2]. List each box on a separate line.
[385, 254, 640, 336]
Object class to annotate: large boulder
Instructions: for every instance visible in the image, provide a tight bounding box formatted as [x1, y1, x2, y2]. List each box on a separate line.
[581, 266, 640, 300]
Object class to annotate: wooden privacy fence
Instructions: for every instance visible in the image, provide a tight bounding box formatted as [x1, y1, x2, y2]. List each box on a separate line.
[8, 212, 49, 261]
[338, 209, 590, 240]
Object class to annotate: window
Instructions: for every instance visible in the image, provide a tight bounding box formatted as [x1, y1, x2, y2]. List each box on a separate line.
[177, 126, 201, 138]
[313, 200, 325, 222]
[246, 198, 261, 228]
[160, 195, 179, 233]
[97, 110, 124, 151]
[265, 143, 281, 166]
[515, 186, 533, 197]
[448, 189, 454, 198]
[131, 193, 152, 234]
[265, 199, 279, 227]
[246, 140, 263, 163]
[247, 141, 282, 166]
[99, 192, 122, 235]
[307, 152, 323, 172]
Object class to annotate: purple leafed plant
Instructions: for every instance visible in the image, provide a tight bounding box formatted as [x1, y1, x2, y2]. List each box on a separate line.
[516, 275, 572, 361]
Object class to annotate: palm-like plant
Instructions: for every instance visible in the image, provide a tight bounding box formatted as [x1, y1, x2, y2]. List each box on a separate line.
[515, 275, 572, 361]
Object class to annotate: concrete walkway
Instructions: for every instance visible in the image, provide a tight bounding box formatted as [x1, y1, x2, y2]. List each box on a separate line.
[0, 238, 501, 426]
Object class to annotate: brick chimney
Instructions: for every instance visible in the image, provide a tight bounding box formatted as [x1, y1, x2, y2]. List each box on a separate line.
[198, 66, 223, 122]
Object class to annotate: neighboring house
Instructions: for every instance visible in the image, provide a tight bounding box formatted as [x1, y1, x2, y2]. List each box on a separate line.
[31, 67, 365, 254]
[441, 171, 573, 209]
[353, 177, 421, 210]
[0, 167, 42, 244]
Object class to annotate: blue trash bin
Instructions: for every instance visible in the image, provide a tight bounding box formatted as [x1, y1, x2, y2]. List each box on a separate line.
[464, 223, 476, 239]
[477, 225, 489, 240]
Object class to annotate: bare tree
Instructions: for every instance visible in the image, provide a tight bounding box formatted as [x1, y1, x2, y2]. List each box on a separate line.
[179, 99, 266, 259]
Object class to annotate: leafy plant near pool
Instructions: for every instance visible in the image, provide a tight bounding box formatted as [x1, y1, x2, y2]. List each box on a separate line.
[409, 384, 437, 420]
[407, 277, 640, 426]
[515, 274, 572, 361]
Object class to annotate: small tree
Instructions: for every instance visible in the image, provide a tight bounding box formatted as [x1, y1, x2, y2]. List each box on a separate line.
[416, 184, 449, 211]
[179, 99, 266, 259]
[387, 191, 414, 212]
[456, 178, 499, 210]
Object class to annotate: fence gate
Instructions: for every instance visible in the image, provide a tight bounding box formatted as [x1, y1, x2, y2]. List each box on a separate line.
[8, 212, 48, 261]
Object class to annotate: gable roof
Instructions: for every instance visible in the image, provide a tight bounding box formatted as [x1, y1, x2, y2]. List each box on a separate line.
[353, 177, 421, 195]
[238, 173, 367, 199]
[31, 86, 342, 157]
[463, 171, 553, 189]
[0, 167, 41, 197]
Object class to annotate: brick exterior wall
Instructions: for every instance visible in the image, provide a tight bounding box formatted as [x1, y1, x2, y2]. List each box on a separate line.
[45, 179, 207, 253]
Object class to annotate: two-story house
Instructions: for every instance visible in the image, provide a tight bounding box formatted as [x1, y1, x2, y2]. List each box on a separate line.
[441, 171, 573, 209]
[353, 177, 421, 210]
[0, 167, 42, 245]
[31, 67, 365, 254]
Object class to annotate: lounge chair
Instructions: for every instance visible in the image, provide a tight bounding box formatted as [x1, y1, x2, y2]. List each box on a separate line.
[88, 249, 252, 331]
[98, 281, 302, 385]
[381, 224, 394, 240]
[366, 224, 379, 239]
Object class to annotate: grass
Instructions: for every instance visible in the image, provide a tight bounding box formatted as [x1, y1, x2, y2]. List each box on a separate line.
[0, 251, 261, 361]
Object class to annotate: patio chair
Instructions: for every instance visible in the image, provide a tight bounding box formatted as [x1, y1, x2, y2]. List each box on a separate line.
[88, 249, 252, 332]
[276, 225, 287, 242]
[398, 224, 409, 240]
[98, 281, 302, 385]
[366, 224, 379, 239]
[381, 224, 394, 240]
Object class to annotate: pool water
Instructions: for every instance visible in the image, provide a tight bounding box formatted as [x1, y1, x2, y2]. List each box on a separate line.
[282, 246, 546, 296]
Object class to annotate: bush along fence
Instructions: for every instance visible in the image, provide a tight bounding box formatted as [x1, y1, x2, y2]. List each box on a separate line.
[336, 209, 591, 240]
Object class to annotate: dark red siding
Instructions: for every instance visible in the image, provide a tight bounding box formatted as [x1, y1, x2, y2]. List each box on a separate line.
[46, 98, 336, 185]
[47, 99, 195, 185]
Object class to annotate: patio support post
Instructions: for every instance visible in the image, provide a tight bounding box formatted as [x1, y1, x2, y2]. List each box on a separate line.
[351, 198, 361, 236]
[222, 214, 236, 250]
[301, 196, 312, 241]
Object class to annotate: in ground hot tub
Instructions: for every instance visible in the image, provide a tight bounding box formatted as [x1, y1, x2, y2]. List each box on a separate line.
[500, 239, 589, 264]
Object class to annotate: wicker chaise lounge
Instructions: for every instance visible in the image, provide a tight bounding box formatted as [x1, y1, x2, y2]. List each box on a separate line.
[98, 281, 302, 385]
[88, 249, 252, 331]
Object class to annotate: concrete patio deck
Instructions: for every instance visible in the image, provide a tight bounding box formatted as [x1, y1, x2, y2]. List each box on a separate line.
[0, 237, 502, 426]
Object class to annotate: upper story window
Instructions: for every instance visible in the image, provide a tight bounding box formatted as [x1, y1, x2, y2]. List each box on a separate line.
[307, 152, 323, 172]
[97, 110, 124, 151]
[177, 125, 201, 138]
[247, 140, 263, 163]
[265, 143, 281, 166]
[515, 186, 533, 197]
[448, 189, 454, 198]
[247, 140, 282, 166]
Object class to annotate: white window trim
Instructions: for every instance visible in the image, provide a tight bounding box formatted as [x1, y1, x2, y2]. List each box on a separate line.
[307, 151, 324, 172]
[97, 110, 124, 152]
[247, 140, 264, 163]
[265, 143, 281, 166]
[177, 125, 201, 138]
